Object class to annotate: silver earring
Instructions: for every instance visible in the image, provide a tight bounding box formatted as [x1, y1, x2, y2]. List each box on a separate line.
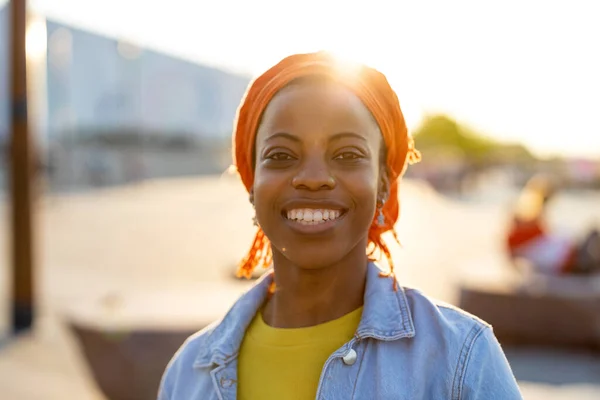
[376, 195, 387, 227]
[377, 208, 385, 226]
[250, 193, 258, 226]
[251, 205, 258, 227]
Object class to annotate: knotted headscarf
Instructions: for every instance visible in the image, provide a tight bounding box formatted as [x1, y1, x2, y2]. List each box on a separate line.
[232, 51, 421, 289]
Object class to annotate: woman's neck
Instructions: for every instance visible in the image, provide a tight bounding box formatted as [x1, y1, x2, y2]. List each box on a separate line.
[262, 246, 368, 329]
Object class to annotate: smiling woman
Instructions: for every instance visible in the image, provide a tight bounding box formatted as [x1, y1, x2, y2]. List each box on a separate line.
[158, 51, 523, 400]
[252, 76, 387, 274]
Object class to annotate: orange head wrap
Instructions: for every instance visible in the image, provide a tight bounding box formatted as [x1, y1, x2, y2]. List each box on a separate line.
[232, 51, 421, 289]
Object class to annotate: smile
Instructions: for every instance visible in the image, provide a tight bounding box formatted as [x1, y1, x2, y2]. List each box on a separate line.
[285, 208, 343, 224]
[281, 207, 348, 234]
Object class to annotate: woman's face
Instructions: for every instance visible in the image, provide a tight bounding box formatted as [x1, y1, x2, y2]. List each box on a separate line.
[253, 79, 387, 269]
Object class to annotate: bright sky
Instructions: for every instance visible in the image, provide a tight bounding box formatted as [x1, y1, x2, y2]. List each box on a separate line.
[5, 0, 600, 158]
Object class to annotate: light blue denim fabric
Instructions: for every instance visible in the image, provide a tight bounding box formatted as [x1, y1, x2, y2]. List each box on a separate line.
[159, 263, 522, 399]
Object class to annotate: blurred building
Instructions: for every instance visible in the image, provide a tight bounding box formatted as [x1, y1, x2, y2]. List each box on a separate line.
[0, 5, 251, 191]
[0, 6, 250, 144]
[43, 20, 249, 142]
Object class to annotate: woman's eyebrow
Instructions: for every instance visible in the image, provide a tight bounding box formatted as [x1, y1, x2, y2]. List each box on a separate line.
[329, 132, 367, 143]
[264, 132, 301, 143]
[264, 131, 367, 144]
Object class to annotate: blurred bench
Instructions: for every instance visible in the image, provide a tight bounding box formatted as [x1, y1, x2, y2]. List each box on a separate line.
[64, 283, 250, 400]
[458, 259, 600, 351]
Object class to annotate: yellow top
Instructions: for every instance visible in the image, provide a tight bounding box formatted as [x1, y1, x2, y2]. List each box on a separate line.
[238, 306, 363, 400]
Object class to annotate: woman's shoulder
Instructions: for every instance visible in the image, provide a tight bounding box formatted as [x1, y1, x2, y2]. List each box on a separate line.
[398, 287, 521, 398]
[158, 322, 220, 398]
[401, 286, 491, 341]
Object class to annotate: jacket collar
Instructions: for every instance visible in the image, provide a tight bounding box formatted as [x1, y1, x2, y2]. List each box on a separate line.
[194, 262, 415, 368]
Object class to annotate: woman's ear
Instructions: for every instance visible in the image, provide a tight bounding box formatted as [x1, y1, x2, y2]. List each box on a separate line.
[378, 165, 390, 203]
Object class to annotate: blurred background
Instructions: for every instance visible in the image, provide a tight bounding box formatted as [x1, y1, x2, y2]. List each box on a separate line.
[0, 0, 599, 399]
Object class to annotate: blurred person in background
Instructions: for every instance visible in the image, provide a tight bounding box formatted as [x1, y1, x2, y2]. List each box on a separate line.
[159, 51, 523, 399]
[507, 174, 600, 275]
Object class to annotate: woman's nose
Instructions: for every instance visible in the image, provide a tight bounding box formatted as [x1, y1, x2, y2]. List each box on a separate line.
[291, 158, 335, 191]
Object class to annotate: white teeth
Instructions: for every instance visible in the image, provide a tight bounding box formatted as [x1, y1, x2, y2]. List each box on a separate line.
[285, 208, 343, 223]
[313, 211, 323, 222]
[303, 210, 313, 222]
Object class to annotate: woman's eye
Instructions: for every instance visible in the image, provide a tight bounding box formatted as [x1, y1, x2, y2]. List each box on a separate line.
[267, 152, 295, 161]
[334, 152, 363, 161]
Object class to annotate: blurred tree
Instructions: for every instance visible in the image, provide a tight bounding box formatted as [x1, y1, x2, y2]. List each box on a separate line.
[412, 114, 535, 164]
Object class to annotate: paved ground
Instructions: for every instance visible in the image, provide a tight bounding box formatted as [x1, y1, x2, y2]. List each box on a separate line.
[0, 176, 598, 399]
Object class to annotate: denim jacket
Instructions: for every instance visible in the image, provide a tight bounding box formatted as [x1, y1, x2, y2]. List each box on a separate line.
[159, 263, 522, 399]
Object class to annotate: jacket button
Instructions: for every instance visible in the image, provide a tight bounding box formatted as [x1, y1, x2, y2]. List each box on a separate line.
[342, 349, 357, 365]
[220, 377, 235, 388]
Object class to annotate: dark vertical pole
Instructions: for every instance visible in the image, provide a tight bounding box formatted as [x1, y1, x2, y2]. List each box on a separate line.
[9, 0, 35, 334]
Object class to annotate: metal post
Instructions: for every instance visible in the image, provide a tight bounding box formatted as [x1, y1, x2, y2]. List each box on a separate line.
[9, 0, 35, 334]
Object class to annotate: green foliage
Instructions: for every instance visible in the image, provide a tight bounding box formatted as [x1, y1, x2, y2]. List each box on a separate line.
[412, 114, 535, 163]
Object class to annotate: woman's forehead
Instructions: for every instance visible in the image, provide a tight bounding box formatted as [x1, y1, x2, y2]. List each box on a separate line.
[269, 78, 366, 113]
[257, 80, 380, 141]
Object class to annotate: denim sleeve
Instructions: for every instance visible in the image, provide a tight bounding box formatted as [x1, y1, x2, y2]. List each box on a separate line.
[157, 348, 181, 400]
[458, 326, 523, 400]
[157, 367, 171, 400]
[157, 385, 169, 400]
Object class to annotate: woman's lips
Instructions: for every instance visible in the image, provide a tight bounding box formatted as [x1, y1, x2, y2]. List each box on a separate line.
[281, 208, 347, 234]
[284, 208, 343, 223]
